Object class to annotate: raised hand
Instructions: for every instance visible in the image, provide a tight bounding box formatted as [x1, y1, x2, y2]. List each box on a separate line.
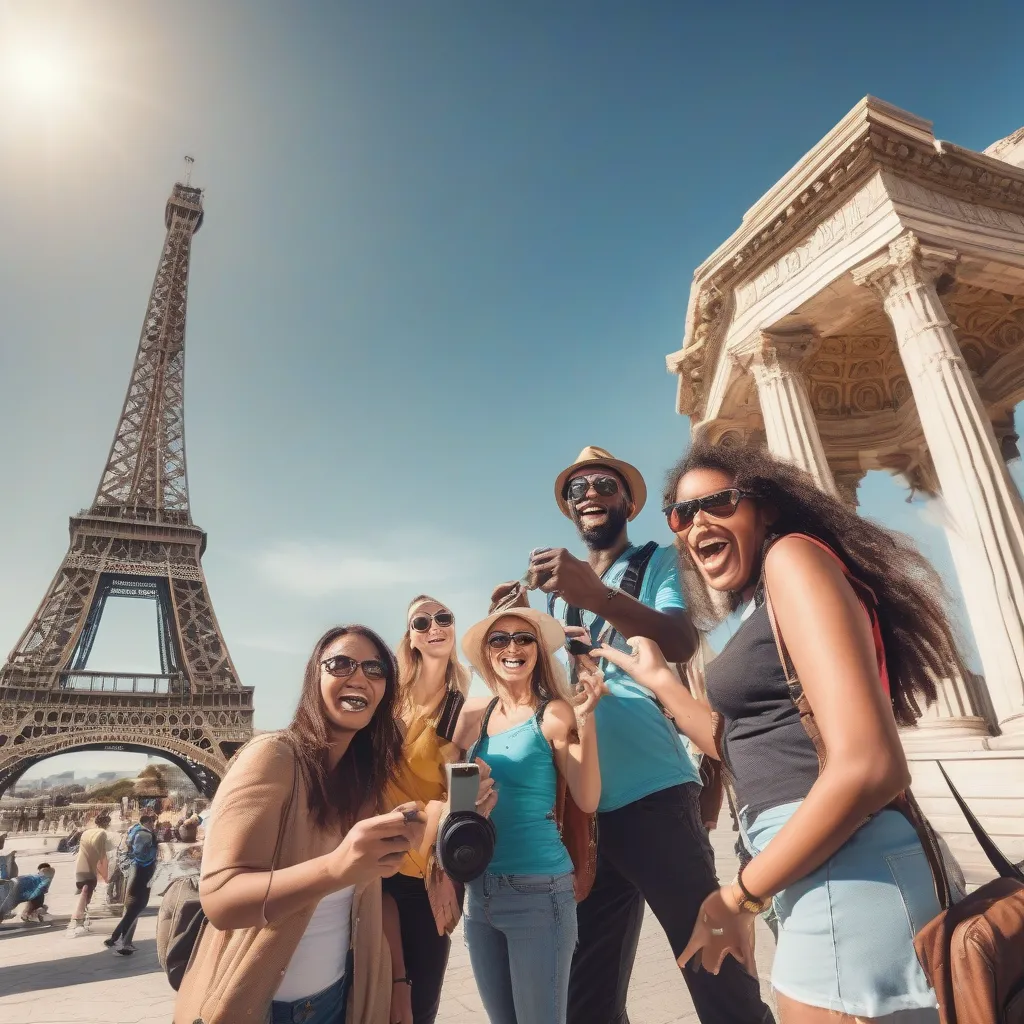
[571, 653, 608, 726]
[473, 758, 498, 817]
[597, 635, 675, 693]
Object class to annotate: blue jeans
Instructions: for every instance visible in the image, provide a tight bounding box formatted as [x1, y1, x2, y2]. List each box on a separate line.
[270, 970, 349, 1024]
[464, 871, 577, 1024]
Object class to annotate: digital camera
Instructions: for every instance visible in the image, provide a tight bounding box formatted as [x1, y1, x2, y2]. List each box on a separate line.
[436, 763, 496, 884]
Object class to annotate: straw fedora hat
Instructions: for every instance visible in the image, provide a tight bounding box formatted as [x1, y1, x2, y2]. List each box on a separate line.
[462, 606, 567, 683]
[554, 446, 647, 521]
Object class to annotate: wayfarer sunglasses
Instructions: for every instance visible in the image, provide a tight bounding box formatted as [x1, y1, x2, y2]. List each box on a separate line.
[566, 475, 620, 502]
[662, 488, 761, 532]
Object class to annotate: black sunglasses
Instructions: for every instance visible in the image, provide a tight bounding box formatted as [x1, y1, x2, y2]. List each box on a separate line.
[662, 488, 761, 532]
[321, 654, 387, 680]
[566, 475, 620, 502]
[486, 631, 538, 651]
[410, 611, 455, 632]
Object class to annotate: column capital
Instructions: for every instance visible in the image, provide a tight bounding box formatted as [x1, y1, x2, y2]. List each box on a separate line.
[735, 329, 820, 381]
[852, 232, 960, 299]
[832, 467, 866, 509]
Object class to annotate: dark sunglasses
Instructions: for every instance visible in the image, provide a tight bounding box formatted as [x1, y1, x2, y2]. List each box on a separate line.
[662, 488, 761, 532]
[321, 654, 387, 680]
[566, 475, 620, 502]
[409, 611, 454, 632]
[486, 631, 538, 651]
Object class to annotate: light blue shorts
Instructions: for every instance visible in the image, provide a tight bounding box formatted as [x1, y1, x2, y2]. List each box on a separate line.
[741, 801, 940, 1019]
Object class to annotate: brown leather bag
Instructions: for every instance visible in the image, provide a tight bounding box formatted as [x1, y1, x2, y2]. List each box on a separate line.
[487, 580, 598, 902]
[913, 764, 1024, 1024]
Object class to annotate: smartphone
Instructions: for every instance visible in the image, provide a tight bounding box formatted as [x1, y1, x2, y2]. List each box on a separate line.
[566, 635, 592, 657]
[446, 762, 480, 814]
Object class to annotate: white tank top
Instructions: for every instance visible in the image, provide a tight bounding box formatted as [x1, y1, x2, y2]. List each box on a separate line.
[275, 885, 355, 1001]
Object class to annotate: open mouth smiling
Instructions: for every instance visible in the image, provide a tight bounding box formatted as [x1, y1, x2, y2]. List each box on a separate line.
[501, 657, 526, 670]
[576, 502, 607, 521]
[338, 692, 369, 712]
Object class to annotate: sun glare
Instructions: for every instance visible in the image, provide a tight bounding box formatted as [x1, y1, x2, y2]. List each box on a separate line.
[5, 41, 78, 110]
[11, 47, 72, 100]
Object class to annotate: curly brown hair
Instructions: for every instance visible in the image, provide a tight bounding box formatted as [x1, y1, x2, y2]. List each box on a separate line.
[287, 625, 403, 828]
[664, 439, 970, 727]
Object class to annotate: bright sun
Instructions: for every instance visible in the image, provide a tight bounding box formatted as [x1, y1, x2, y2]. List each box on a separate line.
[7, 43, 77, 107]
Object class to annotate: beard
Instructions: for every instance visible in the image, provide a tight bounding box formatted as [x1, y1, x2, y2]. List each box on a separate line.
[572, 502, 629, 550]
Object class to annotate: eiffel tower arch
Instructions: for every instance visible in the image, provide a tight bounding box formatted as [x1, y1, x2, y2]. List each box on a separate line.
[0, 173, 254, 799]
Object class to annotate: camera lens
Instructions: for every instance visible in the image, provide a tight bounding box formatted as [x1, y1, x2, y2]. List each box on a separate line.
[437, 812, 496, 883]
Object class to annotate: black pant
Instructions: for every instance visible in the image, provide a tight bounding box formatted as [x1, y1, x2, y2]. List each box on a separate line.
[567, 783, 774, 1024]
[382, 872, 451, 1024]
[110, 861, 155, 944]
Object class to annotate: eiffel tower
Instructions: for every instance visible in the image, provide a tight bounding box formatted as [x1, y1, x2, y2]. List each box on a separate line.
[0, 169, 253, 798]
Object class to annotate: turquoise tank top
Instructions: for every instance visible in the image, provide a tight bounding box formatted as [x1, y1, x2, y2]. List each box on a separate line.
[475, 710, 573, 876]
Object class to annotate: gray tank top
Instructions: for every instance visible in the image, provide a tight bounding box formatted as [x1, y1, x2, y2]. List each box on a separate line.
[704, 593, 821, 820]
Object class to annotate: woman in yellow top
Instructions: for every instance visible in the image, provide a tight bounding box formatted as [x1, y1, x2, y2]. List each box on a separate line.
[383, 596, 495, 1024]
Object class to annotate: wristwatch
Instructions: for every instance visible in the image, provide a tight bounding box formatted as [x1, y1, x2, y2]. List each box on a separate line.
[733, 869, 772, 915]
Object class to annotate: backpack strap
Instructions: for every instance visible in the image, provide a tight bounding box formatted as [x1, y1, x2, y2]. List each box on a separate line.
[467, 698, 500, 763]
[435, 688, 466, 744]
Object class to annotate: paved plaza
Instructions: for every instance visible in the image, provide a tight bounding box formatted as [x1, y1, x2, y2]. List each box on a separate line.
[0, 826, 777, 1024]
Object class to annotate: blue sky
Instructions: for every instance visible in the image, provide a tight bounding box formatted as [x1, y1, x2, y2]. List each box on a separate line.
[2, 1, 1022, 779]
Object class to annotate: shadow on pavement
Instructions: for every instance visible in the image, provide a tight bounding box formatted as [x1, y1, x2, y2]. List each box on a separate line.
[0, 939, 161, 995]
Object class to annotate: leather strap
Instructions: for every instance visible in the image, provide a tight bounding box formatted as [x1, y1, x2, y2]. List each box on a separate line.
[467, 697, 500, 763]
[435, 688, 466, 744]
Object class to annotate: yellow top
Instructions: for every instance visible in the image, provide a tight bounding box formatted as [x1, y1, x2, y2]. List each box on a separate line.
[385, 711, 459, 877]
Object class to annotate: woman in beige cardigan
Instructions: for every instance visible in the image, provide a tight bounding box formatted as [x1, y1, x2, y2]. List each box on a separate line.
[174, 624, 426, 1024]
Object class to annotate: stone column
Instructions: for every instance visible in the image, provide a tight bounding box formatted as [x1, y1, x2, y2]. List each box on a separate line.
[832, 467, 866, 509]
[854, 233, 1024, 742]
[746, 331, 839, 496]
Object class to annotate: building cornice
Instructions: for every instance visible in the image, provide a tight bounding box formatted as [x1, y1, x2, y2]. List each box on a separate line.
[668, 97, 1024, 419]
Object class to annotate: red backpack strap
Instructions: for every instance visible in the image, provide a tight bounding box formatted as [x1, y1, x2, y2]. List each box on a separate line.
[762, 533, 889, 697]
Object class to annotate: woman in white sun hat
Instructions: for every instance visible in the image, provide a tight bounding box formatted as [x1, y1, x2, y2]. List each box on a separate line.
[451, 595, 606, 1024]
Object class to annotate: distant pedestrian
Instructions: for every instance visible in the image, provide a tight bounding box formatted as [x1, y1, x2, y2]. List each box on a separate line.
[104, 810, 158, 955]
[67, 811, 112, 937]
[0, 862, 55, 924]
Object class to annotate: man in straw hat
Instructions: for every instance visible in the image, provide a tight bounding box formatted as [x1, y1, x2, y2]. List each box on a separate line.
[528, 447, 773, 1024]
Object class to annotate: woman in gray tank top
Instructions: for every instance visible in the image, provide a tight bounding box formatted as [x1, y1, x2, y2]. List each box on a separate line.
[601, 439, 968, 1024]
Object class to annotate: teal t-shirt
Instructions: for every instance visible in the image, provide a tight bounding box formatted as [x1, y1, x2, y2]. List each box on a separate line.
[550, 543, 701, 812]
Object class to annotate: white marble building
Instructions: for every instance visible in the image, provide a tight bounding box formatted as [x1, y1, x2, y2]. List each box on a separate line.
[667, 97, 1024, 883]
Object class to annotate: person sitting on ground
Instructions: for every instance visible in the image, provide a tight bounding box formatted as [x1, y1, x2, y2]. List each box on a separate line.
[174, 624, 427, 1024]
[0, 862, 55, 924]
[67, 811, 113, 938]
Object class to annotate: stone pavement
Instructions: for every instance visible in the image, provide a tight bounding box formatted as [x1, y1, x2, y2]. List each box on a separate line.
[0, 827, 777, 1023]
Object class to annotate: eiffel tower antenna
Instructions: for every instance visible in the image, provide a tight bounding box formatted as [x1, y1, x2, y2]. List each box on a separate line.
[183, 155, 194, 186]
[0, 180, 253, 798]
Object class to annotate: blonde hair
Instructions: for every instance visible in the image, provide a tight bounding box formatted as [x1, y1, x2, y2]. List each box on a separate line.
[396, 594, 471, 714]
[476, 613, 574, 708]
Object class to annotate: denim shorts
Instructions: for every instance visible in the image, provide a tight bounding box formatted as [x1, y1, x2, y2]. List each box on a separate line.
[270, 970, 348, 1024]
[741, 801, 940, 1019]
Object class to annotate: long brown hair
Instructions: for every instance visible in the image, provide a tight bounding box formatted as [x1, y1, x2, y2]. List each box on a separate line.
[396, 594, 471, 716]
[665, 439, 970, 727]
[287, 625, 403, 828]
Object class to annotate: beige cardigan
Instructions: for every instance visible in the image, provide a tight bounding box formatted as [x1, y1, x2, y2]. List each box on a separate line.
[174, 733, 392, 1024]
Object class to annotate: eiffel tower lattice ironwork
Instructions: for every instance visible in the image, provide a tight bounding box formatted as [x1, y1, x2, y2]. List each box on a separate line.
[0, 175, 253, 798]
